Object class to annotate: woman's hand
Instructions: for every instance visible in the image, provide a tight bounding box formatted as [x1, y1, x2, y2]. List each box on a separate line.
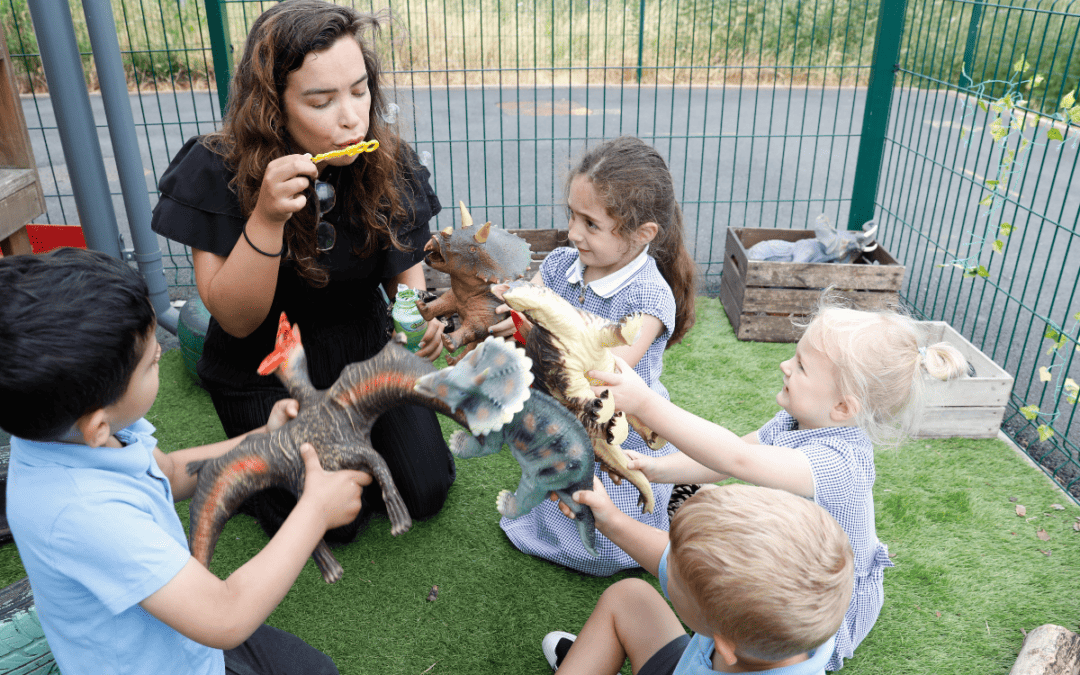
[252, 154, 319, 228]
[415, 318, 446, 361]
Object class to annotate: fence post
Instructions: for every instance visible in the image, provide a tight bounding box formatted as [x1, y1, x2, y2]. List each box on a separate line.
[846, 0, 910, 230]
[205, 0, 233, 116]
[636, 0, 646, 82]
[959, 0, 984, 88]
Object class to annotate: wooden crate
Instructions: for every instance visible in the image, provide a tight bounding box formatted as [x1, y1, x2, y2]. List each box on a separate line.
[916, 321, 1014, 439]
[0, 22, 45, 257]
[720, 227, 905, 342]
[422, 227, 568, 292]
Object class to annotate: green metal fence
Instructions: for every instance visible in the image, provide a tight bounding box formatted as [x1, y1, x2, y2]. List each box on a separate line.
[2, 0, 1079, 499]
[876, 0, 1080, 499]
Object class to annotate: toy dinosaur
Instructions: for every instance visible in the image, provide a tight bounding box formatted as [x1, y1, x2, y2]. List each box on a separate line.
[414, 368, 598, 557]
[416, 202, 532, 364]
[186, 314, 533, 583]
[502, 282, 665, 514]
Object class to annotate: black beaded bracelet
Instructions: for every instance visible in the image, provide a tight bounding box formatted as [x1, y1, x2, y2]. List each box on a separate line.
[242, 223, 285, 257]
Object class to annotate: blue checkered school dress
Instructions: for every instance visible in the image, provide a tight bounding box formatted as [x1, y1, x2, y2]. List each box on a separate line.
[500, 247, 679, 576]
[757, 410, 895, 671]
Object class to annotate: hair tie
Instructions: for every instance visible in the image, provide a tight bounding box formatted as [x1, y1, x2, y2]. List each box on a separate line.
[243, 223, 285, 257]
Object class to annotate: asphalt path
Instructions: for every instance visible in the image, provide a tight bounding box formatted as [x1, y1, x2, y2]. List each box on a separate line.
[20, 85, 1079, 453]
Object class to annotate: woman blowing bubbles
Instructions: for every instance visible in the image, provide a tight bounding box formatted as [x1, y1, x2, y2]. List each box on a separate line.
[152, 0, 455, 544]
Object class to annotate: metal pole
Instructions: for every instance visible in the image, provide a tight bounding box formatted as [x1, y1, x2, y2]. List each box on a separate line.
[847, 0, 910, 230]
[25, 0, 121, 259]
[82, 0, 179, 333]
[204, 0, 234, 117]
[959, 0, 985, 89]
[636, 0, 646, 83]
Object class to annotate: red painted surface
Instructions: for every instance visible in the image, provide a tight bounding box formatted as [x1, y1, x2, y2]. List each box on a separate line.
[26, 224, 87, 254]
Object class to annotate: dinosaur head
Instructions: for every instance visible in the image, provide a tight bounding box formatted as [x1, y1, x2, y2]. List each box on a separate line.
[422, 202, 532, 283]
[257, 312, 304, 377]
[413, 336, 534, 436]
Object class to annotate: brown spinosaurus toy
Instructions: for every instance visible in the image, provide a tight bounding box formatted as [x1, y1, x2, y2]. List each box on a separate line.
[186, 312, 599, 583]
[416, 202, 532, 365]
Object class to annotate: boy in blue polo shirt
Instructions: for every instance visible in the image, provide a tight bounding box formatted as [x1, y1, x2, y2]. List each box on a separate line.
[0, 248, 371, 675]
[542, 481, 853, 674]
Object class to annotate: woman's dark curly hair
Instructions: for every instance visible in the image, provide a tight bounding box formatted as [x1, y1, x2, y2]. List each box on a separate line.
[204, 0, 410, 286]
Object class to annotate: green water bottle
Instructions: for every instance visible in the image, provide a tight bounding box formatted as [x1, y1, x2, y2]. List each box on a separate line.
[392, 284, 428, 352]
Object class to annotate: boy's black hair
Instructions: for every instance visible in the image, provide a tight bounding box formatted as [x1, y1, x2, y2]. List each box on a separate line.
[0, 248, 155, 441]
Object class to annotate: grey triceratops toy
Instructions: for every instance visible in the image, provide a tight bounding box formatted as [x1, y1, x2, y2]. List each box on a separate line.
[414, 352, 598, 557]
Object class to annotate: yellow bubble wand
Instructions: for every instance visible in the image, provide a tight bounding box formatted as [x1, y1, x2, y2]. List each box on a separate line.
[310, 139, 380, 163]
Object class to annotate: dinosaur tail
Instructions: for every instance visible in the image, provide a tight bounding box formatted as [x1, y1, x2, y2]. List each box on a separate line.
[187, 441, 282, 569]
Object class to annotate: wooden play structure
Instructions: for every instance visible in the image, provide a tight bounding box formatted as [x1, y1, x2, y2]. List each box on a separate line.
[0, 23, 46, 257]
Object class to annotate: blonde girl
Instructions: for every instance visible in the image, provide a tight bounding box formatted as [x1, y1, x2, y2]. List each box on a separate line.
[582, 296, 968, 669]
[491, 135, 697, 576]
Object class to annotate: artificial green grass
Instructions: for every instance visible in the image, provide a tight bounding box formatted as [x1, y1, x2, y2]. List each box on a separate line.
[1, 296, 1077, 674]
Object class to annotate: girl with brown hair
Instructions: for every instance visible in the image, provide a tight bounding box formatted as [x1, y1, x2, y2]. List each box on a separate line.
[151, 0, 454, 546]
[491, 135, 698, 576]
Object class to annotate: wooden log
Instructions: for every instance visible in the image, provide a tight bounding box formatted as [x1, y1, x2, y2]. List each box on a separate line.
[1009, 624, 1080, 675]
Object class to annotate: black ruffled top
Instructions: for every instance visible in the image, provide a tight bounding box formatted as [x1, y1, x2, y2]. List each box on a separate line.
[151, 136, 440, 391]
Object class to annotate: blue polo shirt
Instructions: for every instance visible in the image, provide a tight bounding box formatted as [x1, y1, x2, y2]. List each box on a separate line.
[8, 419, 224, 675]
[658, 544, 834, 675]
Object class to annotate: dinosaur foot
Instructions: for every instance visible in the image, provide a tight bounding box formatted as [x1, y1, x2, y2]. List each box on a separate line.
[495, 489, 517, 518]
[626, 414, 666, 450]
[312, 540, 344, 583]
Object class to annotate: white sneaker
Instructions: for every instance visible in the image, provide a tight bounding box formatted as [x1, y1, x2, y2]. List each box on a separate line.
[542, 631, 577, 671]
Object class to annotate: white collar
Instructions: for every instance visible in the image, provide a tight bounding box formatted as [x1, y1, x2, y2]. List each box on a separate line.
[565, 247, 650, 298]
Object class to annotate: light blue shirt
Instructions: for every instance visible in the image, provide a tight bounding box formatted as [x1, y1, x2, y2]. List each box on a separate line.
[8, 419, 223, 675]
[658, 544, 834, 675]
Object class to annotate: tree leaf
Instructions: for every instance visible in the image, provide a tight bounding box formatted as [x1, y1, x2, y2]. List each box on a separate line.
[1000, 222, 1014, 236]
[985, 179, 999, 188]
[1063, 90, 1076, 109]
[1016, 504, 1027, 516]
[1051, 504, 1065, 510]
[1037, 424, 1054, 442]
[1020, 404, 1040, 420]
[979, 194, 994, 207]
[1011, 115, 1025, 131]
[1044, 326, 1062, 341]
[1033, 74, 1045, 86]
[1048, 127, 1065, 142]
[1039, 366, 1052, 382]
[977, 265, 990, 278]
[979, 99, 989, 112]
[1073, 521, 1080, 532]
[992, 240, 1004, 254]
[1036, 529, 1050, 541]
[1070, 107, 1080, 125]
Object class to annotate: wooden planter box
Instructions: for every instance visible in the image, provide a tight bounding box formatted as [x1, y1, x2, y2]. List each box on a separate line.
[720, 227, 905, 343]
[917, 321, 1014, 439]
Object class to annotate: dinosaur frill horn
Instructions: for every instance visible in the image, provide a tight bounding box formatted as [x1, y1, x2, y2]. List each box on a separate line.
[459, 201, 474, 228]
[474, 221, 492, 243]
[440, 226, 453, 237]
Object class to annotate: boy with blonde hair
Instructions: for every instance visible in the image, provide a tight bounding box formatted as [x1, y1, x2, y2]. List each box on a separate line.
[543, 481, 853, 674]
